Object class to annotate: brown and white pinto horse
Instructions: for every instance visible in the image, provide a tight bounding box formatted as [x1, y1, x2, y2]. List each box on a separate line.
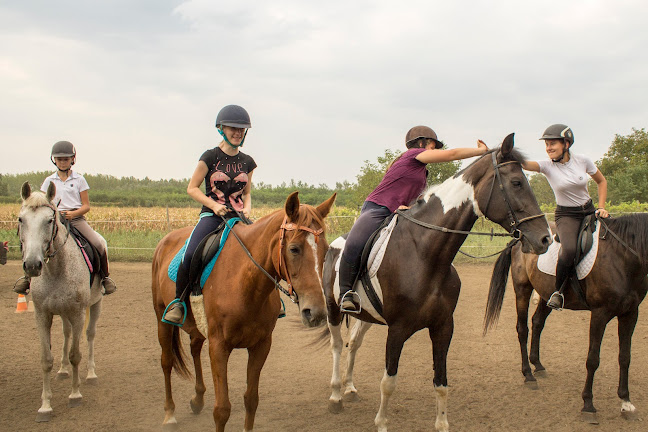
[152, 191, 335, 432]
[484, 213, 648, 424]
[322, 135, 552, 432]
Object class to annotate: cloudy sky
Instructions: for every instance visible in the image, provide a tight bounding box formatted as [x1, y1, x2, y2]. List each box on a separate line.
[1, 1, 646, 188]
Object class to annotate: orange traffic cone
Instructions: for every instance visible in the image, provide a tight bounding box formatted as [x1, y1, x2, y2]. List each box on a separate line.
[15, 294, 28, 313]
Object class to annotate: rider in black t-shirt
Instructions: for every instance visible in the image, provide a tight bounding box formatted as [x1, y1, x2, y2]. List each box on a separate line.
[163, 105, 256, 324]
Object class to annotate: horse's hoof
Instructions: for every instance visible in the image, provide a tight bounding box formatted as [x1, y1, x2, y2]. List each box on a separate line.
[68, 396, 83, 408]
[328, 399, 344, 414]
[533, 369, 547, 378]
[56, 371, 70, 380]
[524, 380, 539, 390]
[343, 390, 360, 402]
[36, 410, 52, 422]
[581, 411, 599, 424]
[85, 376, 98, 385]
[622, 409, 638, 421]
[162, 422, 179, 431]
[190, 398, 204, 414]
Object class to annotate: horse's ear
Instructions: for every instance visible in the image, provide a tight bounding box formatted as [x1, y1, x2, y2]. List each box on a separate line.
[285, 191, 300, 222]
[46, 182, 56, 202]
[20, 182, 31, 201]
[316, 193, 337, 219]
[501, 133, 515, 157]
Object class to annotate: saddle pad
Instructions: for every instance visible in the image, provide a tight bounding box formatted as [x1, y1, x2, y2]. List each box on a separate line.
[168, 218, 240, 289]
[537, 220, 600, 280]
[367, 215, 399, 278]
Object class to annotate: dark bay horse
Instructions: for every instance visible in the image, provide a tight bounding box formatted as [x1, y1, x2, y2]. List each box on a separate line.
[322, 134, 552, 432]
[152, 191, 335, 432]
[484, 213, 648, 424]
[18, 182, 105, 422]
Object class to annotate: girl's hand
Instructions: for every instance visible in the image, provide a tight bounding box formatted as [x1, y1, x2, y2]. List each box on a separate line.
[477, 139, 488, 153]
[596, 208, 610, 218]
[60, 210, 75, 220]
[397, 205, 410, 210]
[211, 203, 229, 216]
[242, 207, 251, 218]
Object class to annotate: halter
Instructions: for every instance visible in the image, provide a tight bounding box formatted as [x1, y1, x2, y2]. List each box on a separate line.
[278, 214, 324, 299]
[397, 151, 545, 242]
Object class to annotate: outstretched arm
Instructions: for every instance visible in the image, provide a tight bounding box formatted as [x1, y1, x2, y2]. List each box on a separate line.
[415, 140, 488, 164]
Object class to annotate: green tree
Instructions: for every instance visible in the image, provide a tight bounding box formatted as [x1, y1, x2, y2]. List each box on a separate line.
[596, 128, 648, 204]
[528, 173, 555, 206]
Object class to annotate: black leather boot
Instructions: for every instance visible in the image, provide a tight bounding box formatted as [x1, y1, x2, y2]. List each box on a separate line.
[339, 259, 362, 313]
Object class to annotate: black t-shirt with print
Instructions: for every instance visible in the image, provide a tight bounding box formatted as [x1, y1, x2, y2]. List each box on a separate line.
[199, 147, 257, 215]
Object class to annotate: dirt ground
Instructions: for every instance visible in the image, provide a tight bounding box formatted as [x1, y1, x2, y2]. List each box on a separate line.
[1, 261, 647, 432]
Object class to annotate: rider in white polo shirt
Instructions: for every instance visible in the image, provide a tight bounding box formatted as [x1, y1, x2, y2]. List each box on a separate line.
[13, 141, 117, 295]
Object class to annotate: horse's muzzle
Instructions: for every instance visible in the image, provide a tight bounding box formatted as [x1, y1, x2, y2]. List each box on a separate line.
[23, 259, 43, 277]
[301, 307, 327, 328]
[521, 233, 552, 255]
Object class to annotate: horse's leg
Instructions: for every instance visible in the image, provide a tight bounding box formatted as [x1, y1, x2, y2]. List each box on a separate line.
[158, 323, 178, 428]
[514, 281, 536, 386]
[57, 316, 71, 379]
[189, 335, 207, 414]
[581, 309, 613, 424]
[243, 336, 273, 432]
[374, 326, 410, 432]
[617, 307, 639, 420]
[327, 320, 345, 413]
[429, 318, 453, 432]
[343, 320, 372, 401]
[208, 339, 233, 432]
[35, 309, 55, 422]
[529, 300, 552, 375]
[67, 311, 84, 407]
[86, 300, 102, 382]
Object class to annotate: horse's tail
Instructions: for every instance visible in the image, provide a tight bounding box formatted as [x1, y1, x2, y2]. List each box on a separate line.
[171, 326, 192, 380]
[483, 242, 514, 335]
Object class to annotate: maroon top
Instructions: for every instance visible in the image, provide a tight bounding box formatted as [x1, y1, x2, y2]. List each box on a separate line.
[366, 148, 427, 212]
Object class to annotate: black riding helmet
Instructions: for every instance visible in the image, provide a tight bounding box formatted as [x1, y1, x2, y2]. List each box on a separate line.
[405, 126, 443, 149]
[539, 124, 574, 146]
[50, 141, 76, 166]
[215, 105, 251, 148]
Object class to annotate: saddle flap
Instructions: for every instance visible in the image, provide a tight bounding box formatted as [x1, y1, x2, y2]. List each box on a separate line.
[68, 224, 100, 276]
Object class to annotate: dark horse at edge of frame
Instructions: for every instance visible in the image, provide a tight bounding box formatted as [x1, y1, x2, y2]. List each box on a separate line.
[152, 191, 336, 432]
[322, 134, 552, 432]
[484, 213, 648, 424]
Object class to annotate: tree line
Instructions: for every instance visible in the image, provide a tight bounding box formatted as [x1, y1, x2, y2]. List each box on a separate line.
[1, 128, 646, 209]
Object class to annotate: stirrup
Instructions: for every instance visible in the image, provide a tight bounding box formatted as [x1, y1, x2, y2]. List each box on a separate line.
[340, 290, 362, 314]
[547, 291, 564, 311]
[101, 277, 117, 295]
[161, 299, 187, 327]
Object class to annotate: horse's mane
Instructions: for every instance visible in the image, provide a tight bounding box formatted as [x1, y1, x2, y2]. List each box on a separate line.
[454, 146, 528, 178]
[23, 191, 54, 210]
[601, 213, 648, 260]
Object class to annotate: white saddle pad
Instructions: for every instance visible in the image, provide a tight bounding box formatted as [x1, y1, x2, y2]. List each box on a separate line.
[537, 220, 600, 280]
[331, 215, 399, 324]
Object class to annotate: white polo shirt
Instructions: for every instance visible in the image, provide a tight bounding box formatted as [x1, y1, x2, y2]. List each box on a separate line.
[537, 152, 598, 207]
[41, 171, 90, 211]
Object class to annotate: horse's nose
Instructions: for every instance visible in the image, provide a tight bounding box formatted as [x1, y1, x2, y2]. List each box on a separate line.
[301, 308, 312, 323]
[23, 259, 42, 276]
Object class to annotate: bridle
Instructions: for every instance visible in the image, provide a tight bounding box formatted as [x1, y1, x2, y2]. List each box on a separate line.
[222, 211, 324, 304]
[18, 204, 70, 263]
[397, 151, 545, 243]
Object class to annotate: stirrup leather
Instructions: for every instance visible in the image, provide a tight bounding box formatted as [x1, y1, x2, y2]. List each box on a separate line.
[340, 290, 362, 314]
[547, 291, 564, 311]
[161, 299, 187, 327]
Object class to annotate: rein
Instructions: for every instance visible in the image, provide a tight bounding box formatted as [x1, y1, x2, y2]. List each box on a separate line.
[219, 211, 324, 304]
[396, 152, 544, 246]
[598, 217, 645, 263]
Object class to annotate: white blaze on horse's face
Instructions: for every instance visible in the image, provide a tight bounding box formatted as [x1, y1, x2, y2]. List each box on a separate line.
[307, 234, 323, 287]
[18, 206, 55, 276]
[422, 175, 484, 218]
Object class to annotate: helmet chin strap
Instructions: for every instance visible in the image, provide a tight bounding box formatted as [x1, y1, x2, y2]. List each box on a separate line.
[551, 143, 569, 163]
[218, 127, 247, 148]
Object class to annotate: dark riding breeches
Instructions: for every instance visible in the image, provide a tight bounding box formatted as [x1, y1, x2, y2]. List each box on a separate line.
[341, 201, 392, 269]
[554, 200, 595, 291]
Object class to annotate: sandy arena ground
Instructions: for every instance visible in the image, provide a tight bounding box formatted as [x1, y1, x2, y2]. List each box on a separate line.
[1, 261, 647, 432]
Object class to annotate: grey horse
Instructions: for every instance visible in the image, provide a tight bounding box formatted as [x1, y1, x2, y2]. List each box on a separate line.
[18, 182, 104, 422]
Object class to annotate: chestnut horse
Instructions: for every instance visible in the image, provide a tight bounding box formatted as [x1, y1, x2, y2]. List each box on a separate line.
[484, 213, 648, 424]
[322, 135, 552, 431]
[152, 191, 335, 432]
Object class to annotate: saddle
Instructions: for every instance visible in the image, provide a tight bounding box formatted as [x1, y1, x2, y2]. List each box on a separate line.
[354, 213, 398, 317]
[68, 223, 101, 286]
[554, 214, 597, 266]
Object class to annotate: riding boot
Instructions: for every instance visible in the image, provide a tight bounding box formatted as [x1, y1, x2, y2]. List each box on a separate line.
[13, 276, 31, 294]
[163, 265, 190, 324]
[101, 276, 117, 295]
[547, 265, 571, 310]
[339, 258, 362, 313]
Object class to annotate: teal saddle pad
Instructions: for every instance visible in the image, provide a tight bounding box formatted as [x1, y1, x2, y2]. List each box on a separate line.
[168, 218, 241, 289]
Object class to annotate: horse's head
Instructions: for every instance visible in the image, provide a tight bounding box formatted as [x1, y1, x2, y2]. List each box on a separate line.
[469, 134, 551, 254]
[277, 191, 336, 327]
[18, 182, 60, 276]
